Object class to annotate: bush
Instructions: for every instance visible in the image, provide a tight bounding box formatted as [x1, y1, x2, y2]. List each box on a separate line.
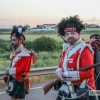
[0, 39, 11, 53]
[0, 52, 11, 59]
[33, 36, 57, 52]
[24, 41, 34, 50]
[32, 51, 61, 68]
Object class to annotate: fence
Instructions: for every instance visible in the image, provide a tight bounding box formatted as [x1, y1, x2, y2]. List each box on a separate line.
[0, 66, 57, 80]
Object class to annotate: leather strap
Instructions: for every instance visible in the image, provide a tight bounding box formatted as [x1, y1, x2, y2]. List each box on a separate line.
[14, 78, 24, 82]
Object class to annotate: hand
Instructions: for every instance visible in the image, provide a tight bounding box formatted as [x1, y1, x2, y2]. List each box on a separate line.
[56, 72, 66, 82]
[5, 69, 9, 76]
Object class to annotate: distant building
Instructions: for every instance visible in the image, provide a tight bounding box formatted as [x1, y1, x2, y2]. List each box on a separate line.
[88, 24, 99, 28]
[37, 24, 52, 29]
[37, 25, 44, 29]
[31, 24, 57, 30]
[43, 24, 57, 29]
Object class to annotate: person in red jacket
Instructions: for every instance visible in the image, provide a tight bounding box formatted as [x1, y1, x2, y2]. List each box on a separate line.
[5, 25, 37, 100]
[55, 15, 98, 100]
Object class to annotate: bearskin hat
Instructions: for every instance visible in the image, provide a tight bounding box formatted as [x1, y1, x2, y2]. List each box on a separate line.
[10, 25, 30, 41]
[90, 34, 100, 39]
[57, 15, 85, 36]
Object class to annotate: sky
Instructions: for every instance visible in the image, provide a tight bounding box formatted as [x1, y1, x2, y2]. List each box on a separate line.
[0, 0, 100, 28]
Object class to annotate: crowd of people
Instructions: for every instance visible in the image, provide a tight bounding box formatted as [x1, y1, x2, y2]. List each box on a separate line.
[4, 15, 100, 100]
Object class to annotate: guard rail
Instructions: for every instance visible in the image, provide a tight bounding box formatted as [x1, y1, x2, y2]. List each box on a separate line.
[0, 66, 57, 80]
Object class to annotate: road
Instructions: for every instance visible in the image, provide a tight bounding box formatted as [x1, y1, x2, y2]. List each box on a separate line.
[0, 82, 58, 100]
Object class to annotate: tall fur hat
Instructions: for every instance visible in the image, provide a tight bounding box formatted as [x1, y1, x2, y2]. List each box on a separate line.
[10, 25, 30, 41]
[57, 15, 85, 36]
[90, 34, 100, 39]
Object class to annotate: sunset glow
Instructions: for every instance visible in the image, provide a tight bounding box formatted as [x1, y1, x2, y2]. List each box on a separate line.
[0, 0, 100, 28]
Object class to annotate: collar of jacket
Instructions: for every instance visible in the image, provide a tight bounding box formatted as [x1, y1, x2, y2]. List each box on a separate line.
[68, 38, 84, 50]
[13, 44, 24, 53]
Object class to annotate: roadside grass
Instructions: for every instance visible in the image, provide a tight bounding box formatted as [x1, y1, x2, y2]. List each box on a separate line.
[0, 58, 10, 71]
[0, 74, 56, 87]
[0, 51, 58, 86]
[30, 74, 56, 84]
[0, 51, 61, 71]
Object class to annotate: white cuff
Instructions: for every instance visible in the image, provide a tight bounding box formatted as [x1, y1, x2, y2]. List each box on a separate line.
[9, 68, 16, 75]
[64, 71, 68, 77]
[66, 71, 80, 81]
[55, 68, 62, 74]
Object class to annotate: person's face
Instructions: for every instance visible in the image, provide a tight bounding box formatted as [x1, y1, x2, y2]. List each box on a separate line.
[65, 31, 80, 45]
[11, 36, 22, 50]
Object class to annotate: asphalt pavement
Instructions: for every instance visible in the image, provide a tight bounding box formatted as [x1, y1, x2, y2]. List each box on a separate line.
[0, 82, 58, 100]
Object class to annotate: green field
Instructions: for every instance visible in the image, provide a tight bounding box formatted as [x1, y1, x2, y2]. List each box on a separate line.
[0, 34, 91, 41]
[0, 28, 100, 71]
[1, 28, 100, 41]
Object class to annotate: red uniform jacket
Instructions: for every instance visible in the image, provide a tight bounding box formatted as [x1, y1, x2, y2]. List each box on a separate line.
[9, 45, 31, 79]
[58, 41, 96, 90]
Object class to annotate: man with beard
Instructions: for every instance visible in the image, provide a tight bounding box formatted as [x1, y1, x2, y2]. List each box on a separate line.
[55, 15, 98, 100]
[5, 26, 37, 100]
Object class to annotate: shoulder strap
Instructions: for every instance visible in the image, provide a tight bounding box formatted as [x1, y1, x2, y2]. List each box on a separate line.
[77, 53, 81, 70]
[30, 51, 37, 65]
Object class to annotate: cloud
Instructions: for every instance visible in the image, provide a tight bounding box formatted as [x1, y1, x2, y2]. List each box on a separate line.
[83, 17, 100, 25]
[17, 19, 26, 21]
[0, 18, 25, 21]
[84, 17, 100, 22]
[0, 19, 8, 21]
